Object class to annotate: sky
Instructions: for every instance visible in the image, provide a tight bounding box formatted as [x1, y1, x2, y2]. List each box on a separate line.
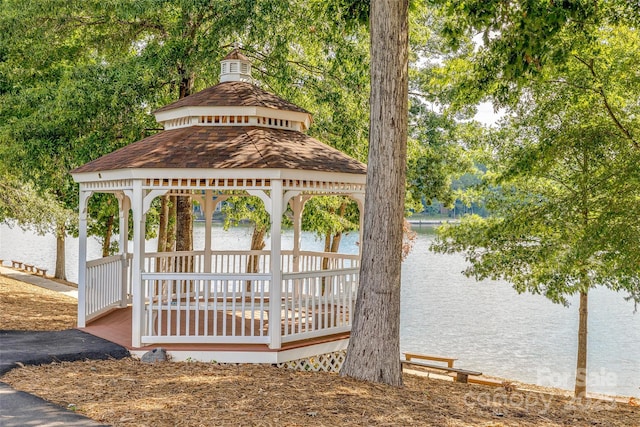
[474, 101, 505, 126]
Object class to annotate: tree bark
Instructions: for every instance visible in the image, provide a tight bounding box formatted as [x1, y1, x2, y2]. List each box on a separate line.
[176, 195, 193, 279]
[340, 0, 408, 386]
[157, 195, 169, 251]
[247, 225, 266, 291]
[167, 195, 177, 252]
[156, 195, 169, 272]
[248, 225, 266, 273]
[574, 291, 589, 398]
[174, 71, 195, 260]
[102, 214, 114, 257]
[54, 222, 66, 280]
[176, 196, 193, 251]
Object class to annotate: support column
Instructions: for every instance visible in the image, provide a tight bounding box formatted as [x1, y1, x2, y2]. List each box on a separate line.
[77, 186, 92, 328]
[117, 193, 130, 307]
[131, 181, 144, 347]
[269, 180, 283, 349]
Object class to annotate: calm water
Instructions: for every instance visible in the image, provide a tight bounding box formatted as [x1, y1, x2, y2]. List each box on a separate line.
[1, 223, 638, 397]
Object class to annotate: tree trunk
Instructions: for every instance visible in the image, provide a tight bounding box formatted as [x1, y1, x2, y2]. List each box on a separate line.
[176, 196, 193, 251]
[174, 71, 195, 261]
[54, 222, 67, 280]
[156, 195, 169, 272]
[176, 195, 193, 283]
[340, 0, 408, 386]
[102, 214, 114, 257]
[157, 195, 169, 251]
[574, 291, 589, 398]
[167, 195, 177, 252]
[247, 225, 266, 291]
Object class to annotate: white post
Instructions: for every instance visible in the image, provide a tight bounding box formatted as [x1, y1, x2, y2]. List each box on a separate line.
[204, 190, 213, 273]
[77, 186, 91, 328]
[269, 180, 283, 349]
[117, 193, 130, 307]
[131, 181, 144, 347]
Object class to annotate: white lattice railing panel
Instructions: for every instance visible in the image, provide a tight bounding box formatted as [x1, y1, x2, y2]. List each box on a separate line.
[276, 351, 346, 373]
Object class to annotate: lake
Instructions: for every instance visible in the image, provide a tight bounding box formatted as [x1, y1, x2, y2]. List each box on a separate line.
[1, 222, 638, 398]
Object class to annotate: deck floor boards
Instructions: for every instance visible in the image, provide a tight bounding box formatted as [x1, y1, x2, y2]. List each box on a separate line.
[80, 307, 349, 353]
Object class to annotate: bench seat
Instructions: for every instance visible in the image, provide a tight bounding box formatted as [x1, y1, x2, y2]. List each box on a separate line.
[401, 359, 481, 383]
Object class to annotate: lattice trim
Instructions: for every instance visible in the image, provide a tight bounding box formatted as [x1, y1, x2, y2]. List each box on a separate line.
[276, 350, 346, 373]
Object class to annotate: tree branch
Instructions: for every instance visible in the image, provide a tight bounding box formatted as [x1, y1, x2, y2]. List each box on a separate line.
[573, 54, 639, 150]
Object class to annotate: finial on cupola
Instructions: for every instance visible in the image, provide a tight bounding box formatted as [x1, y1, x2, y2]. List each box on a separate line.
[220, 44, 252, 83]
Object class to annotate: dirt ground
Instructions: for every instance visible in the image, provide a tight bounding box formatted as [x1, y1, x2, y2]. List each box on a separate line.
[1, 273, 639, 427]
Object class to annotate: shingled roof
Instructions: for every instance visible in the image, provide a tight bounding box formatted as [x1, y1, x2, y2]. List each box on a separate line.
[72, 126, 366, 175]
[154, 81, 309, 115]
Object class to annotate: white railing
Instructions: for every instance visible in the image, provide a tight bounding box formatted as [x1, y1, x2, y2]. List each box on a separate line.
[141, 272, 271, 344]
[85, 254, 130, 321]
[143, 250, 358, 275]
[290, 251, 359, 272]
[84, 250, 359, 344]
[281, 268, 358, 343]
[143, 251, 205, 273]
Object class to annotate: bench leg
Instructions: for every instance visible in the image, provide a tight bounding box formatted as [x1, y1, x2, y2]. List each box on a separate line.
[456, 373, 469, 383]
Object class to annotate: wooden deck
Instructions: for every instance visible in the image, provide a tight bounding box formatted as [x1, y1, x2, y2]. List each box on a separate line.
[80, 306, 349, 353]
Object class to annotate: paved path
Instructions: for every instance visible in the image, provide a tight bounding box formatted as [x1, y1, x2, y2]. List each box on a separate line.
[0, 330, 129, 375]
[1, 268, 128, 426]
[0, 382, 109, 427]
[0, 265, 78, 298]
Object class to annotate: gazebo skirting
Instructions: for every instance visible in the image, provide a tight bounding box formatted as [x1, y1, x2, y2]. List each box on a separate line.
[81, 249, 358, 361]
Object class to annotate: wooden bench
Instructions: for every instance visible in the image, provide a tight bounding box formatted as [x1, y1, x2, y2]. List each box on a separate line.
[404, 352, 457, 368]
[24, 264, 35, 272]
[11, 260, 23, 269]
[35, 267, 47, 277]
[401, 359, 481, 383]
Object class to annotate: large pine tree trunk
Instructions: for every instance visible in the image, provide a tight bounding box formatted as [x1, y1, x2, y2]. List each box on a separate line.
[340, 0, 408, 386]
[54, 222, 66, 280]
[574, 291, 589, 398]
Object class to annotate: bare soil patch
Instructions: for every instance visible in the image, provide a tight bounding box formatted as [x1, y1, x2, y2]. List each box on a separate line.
[1, 274, 638, 426]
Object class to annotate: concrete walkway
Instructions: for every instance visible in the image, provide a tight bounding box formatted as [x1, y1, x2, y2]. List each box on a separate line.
[0, 382, 109, 427]
[1, 267, 128, 426]
[0, 265, 78, 298]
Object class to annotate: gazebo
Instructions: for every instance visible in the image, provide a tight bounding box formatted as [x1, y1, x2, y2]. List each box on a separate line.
[71, 50, 367, 364]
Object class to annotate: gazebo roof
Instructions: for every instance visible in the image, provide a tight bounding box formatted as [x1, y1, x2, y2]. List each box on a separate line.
[72, 126, 366, 174]
[72, 49, 366, 184]
[154, 81, 309, 115]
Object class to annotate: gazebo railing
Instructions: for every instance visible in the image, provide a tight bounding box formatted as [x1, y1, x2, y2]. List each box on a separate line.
[141, 272, 271, 344]
[83, 250, 359, 344]
[281, 267, 358, 343]
[85, 254, 131, 322]
[142, 250, 358, 274]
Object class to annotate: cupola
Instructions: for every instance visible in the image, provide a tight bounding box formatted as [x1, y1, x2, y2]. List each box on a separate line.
[151, 48, 312, 132]
[219, 48, 252, 83]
